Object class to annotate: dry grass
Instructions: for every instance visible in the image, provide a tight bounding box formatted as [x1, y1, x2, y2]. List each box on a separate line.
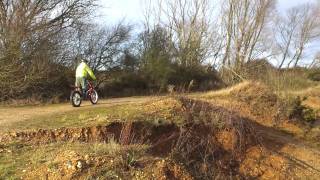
[2, 82, 320, 179]
[278, 85, 320, 101]
[201, 81, 253, 98]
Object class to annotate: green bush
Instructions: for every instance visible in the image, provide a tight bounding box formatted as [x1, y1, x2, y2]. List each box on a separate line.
[168, 64, 222, 92]
[307, 69, 320, 81]
[287, 96, 317, 123]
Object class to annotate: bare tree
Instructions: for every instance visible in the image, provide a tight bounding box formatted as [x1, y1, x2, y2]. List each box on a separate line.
[0, 0, 96, 100]
[309, 52, 320, 68]
[273, 8, 299, 69]
[221, 0, 275, 70]
[75, 22, 133, 72]
[273, 3, 320, 68]
[288, 4, 320, 67]
[144, 0, 218, 67]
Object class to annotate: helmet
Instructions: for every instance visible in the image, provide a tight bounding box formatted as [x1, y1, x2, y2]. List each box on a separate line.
[81, 59, 88, 63]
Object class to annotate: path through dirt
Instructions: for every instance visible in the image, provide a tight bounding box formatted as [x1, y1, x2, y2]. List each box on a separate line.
[0, 96, 154, 128]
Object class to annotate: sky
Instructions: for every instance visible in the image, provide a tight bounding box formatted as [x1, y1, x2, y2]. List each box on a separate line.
[96, 0, 318, 65]
[97, 0, 317, 25]
[97, 0, 144, 25]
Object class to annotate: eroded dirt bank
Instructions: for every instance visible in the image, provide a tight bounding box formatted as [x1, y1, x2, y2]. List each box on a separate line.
[2, 118, 319, 179]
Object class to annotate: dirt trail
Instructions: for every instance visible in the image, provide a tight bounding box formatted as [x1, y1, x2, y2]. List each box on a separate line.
[1, 94, 320, 178]
[0, 96, 154, 127]
[257, 126, 320, 177]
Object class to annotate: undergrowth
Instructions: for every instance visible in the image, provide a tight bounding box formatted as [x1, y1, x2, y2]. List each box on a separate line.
[286, 96, 318, 123]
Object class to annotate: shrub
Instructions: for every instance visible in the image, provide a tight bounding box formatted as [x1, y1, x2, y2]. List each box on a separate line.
[286, 96, 317, 123]
[254, 67, 316, 92]
[0, 60, 73, 102]
[169, 64, 223, 92]
[307, 68, 320, 81]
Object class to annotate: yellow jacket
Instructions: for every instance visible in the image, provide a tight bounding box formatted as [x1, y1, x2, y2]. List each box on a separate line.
[76, 62, 96, 80]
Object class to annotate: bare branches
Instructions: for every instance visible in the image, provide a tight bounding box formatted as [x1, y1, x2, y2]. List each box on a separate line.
[72, 21, 133, 72]
[144, 0, 217, 67]
[0, 0, 97, 100]
[221, 0, 275, 69]
[273, 2, 320, 68]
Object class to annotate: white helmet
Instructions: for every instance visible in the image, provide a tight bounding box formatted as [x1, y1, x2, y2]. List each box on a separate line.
[81, 59, 88, 63]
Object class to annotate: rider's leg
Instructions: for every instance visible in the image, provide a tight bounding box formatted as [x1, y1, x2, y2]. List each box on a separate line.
[80, 77, 87, 98]
[75, 77, 83, 96]
[75, 77, 81, 88]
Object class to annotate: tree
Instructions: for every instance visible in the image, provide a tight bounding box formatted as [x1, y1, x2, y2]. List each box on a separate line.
[138, 26, 174, 90]
[309, 52, 320, 68]
[74, 22, 133, 71]
[273, 3, 320, 68]
[273, 8, 299, 69]
[221, 0, 275, 70]
[144, 0, 217, 68]
[288, 4, 320, 67]
[121, 50, 138, 72]
[0, 0, 96, 100]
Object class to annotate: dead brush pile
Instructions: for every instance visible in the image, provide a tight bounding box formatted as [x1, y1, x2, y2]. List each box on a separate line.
[171, 97, 310, 179]
[141, 96, 260, 154]
[123, 97, 286, 178]
[168, 97, 261, 179]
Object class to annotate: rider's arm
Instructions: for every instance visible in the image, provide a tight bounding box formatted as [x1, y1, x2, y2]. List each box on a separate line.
[85, 64, 96, 81]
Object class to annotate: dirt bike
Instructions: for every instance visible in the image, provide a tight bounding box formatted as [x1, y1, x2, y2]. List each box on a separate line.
[70, 81, 99, 107]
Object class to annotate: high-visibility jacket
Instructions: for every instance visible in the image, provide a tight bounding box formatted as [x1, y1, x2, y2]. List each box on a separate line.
[76, 62, 96, 80]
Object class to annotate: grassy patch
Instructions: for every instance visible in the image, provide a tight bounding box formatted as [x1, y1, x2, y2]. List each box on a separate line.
[0, 142, 57, 179]
[2, 97, 187, 132]
[1, 104, 143, 131]
[0, 141, 149, 179]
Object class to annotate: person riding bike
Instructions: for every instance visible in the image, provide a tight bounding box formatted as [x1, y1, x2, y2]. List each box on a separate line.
[75, 59, 96, 98]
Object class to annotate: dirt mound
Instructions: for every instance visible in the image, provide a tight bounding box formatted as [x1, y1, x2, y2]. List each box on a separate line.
[25, 150, 193, 180]
[141, 97, 186, 124]
[229, 81, 280, 112]
[212, 81, 286, 127]
[144, 97, 268, 178]
[4, 96, 316, 179]
[144, 159, 193, 180]
[239, 146, 290, 179]
[25, 151, 94, 179]
[203, 81, 285, 126]
[203, 81, 253, 97]
[2, 107, 262, 179]
[141, 97, 260, 157]
[1, 122, 179, 148]
[1, 115, 257, 158]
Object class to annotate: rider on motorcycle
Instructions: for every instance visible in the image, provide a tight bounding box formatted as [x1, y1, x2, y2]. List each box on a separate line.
[75, 59, 96, 97]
